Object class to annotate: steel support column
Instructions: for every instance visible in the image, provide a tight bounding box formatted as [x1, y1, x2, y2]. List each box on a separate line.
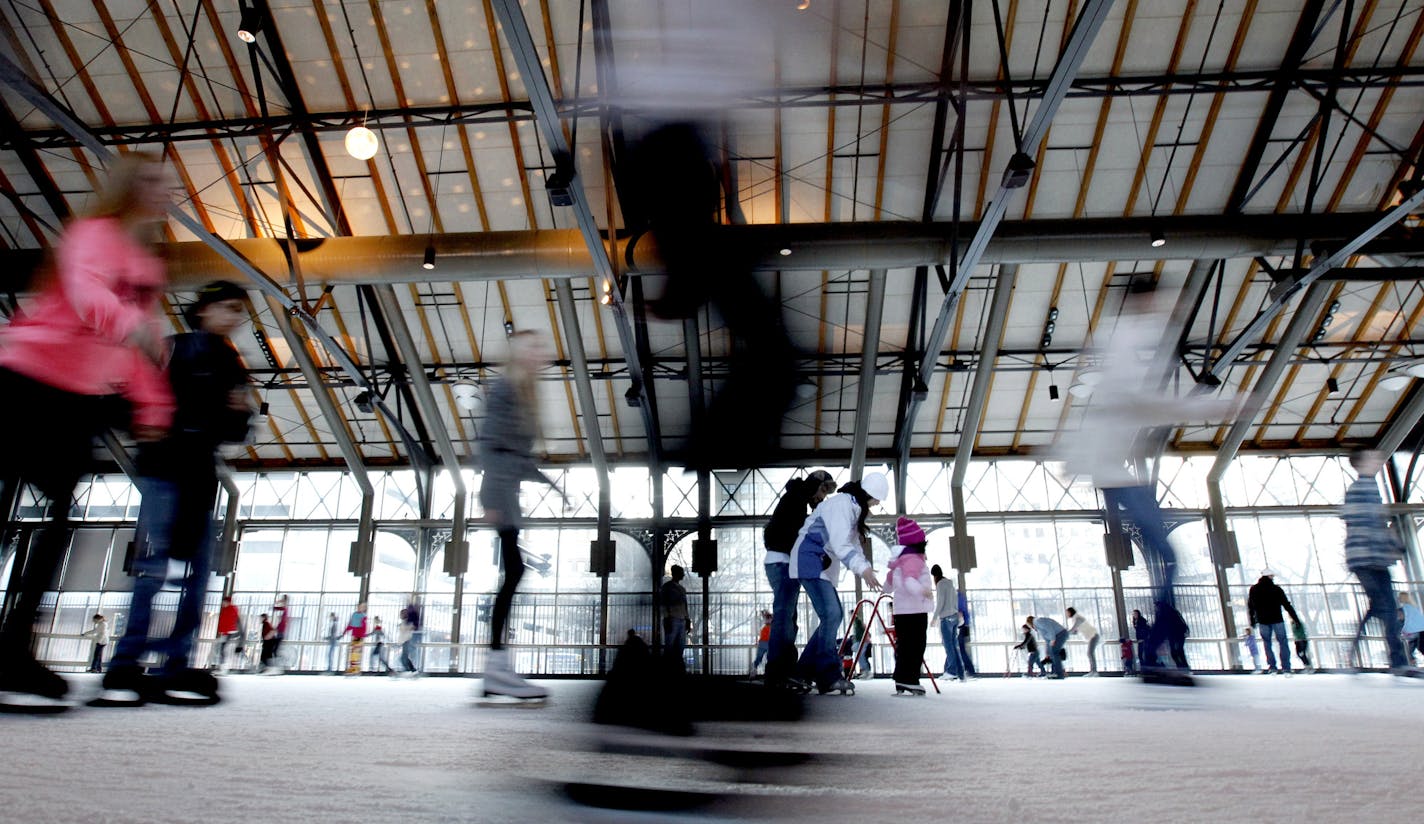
[268, 295, 376, 600]
[897, 0, 1115, 463]
[850, 270, 888, 480]
[554, 280, 614, 660]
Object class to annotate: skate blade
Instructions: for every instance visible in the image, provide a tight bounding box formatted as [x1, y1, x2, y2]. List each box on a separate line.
[151, 691, 219, 706]
[0, 691, 72, 714]
[563, 781, 720, 812]
[476, 698, 547, 708]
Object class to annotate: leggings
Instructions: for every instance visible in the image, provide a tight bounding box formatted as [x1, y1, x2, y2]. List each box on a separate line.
[490, 528, 526, 650]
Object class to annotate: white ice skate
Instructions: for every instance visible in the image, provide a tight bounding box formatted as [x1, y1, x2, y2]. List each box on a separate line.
[478, 649, 548, 707]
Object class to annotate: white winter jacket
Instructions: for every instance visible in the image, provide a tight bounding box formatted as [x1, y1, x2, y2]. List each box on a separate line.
[788, 493, 870, 583]
[886, 547, 935, 616]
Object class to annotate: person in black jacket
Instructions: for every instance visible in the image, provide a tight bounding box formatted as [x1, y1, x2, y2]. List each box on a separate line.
[761, 470, 835, 688]
[1247, 570, 1300, 674]
[102, 281, 251, 706]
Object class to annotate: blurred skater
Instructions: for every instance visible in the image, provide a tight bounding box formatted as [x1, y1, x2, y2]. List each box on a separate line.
[477, 330, 558, 703]
[1249, 571, 1300, 674]
[1343, 450, 1419, 677]
[886, 517, 933, 695]
[790, 473, 886, 695]
[325, 612, 342, 673]
[762, 471, 835, 689]
[0, 153, 174, 708]
[213, 595, 243, 673]
[1291, 619, 1315, 673]
[1059, 282, 1232, 686]
[369, 617, 391, 674]
[1014, 623, 1045, 677]
[399, 594, 422, 675]
[957, 588, 978, 679]
[932, 565, 964, 682]
[1241, 626, 1262, 673]
[1028, 615, 1068, 679]
[1400, 593, 1424, 664]
[344, 603, 368, 676]
[1066, 607, 1100, 676]
[661, 565, 690, 670]
[1132, 608, 1155, 668]
[268, 594, 289, 672]
[751, 610, 771, 677]
[83, 614, 109, 673]
[103, 281, 251, 706]
[1119, 637, 1136, 676]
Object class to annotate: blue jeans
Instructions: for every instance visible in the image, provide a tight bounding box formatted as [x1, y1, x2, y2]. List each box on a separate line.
[401, 630, 422, 672]
[939, 617, 963, 679]
[1045, 630, 1068, 678]
[663, 617, 688, 668]
[764, 561, 801, 682]
[327, 638, 340, 671]
[111, 476, 216, 672]
[1259, 622, 1291, 672]
[1352, 566, 1407, 669]
[957, 626, 977, 676]
[797, 578, 844, 689]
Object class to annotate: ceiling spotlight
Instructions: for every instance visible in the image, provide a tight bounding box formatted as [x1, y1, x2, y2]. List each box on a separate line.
[451, 380, 482, 412]
[779, 247, 793, 256]
[504, 320, 515, 337]
[1150, 230, 1166, 248]
[599, 293, 612, 305]
[796, 0, 810, 9]
[422, 243, 436, 270]
[1049, 384, 1061, 401]
[1380, 374, 1412, 392]
[353, 391, 374, 414]
[254, 400, 270, 425]
[345, 125, 380, 160]
[1326, 377, 1340, 394]
[237, 4, 262, 43]
[794, 377, 817, 400]
[1067, 383, 1094, 399]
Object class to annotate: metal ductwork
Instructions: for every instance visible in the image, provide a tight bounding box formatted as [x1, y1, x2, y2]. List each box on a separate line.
[0, 213, 1417, 291]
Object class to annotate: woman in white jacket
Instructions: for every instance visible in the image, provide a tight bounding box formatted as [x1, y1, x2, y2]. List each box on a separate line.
[790, 472, 886, 694]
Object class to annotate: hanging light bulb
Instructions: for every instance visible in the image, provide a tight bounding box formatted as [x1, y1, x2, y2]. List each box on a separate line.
[345, 125, 380, 160]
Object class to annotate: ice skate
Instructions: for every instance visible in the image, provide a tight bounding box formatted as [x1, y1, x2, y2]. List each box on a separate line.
[478, 649, 548, 707]
[1140, 666, 1196, 687]
[149, 668, 221, 706]
[1390, 665, 1424, 680]
[893, 682, 925, 696]
[818, 678, 854, 695]
[88, 664, 153, 708]
[0, 658, 72, 714]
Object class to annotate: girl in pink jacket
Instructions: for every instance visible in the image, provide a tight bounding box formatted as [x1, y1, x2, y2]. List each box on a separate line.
[0, 153, 173, 705]
[886, 517, 935, 695]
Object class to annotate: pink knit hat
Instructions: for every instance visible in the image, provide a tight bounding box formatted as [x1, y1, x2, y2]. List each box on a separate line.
[896, 516, 925, 546]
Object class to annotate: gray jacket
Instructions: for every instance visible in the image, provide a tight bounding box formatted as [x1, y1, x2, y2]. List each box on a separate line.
[478, 376, 554, 526]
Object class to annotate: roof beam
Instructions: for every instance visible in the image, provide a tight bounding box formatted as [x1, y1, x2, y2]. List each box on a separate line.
[1377, 385, 1424, 456]
[1208, 284, 1331, 484]
[371, 285, 465, 548]
[487, 0, 657, 458]
[1206, 185, 1424, 380]
[897, 0, 1115, 463]
[850, 269, 888, 479]
[10, 64, 1424, 150]
[952, 265, 1018, 487]
[554, 280, 612, 544]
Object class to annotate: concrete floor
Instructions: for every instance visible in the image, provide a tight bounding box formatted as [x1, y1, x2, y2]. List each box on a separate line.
[2, 671, 1421, 823]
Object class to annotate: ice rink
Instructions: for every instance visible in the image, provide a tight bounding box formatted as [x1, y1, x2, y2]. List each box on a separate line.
[2, 672, 1421, 823]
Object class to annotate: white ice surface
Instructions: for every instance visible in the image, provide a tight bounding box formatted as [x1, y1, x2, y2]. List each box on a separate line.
[2, 672, 1421, 823]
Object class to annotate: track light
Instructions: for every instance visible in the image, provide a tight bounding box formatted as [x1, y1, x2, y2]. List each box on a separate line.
[345, 126, 379, 160]
[1326, 377, 1340, 394]
[1049, 384, 1060, 401]
[422, 244, 436, 270]
[1150, 230, 1166, 248]
[237, 4, 262, 43]
[353, 391, 374, 414]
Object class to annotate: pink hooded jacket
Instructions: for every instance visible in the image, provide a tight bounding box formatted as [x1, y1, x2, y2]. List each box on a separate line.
[886, 547, 935, 616]
[0, 218, 173, 430]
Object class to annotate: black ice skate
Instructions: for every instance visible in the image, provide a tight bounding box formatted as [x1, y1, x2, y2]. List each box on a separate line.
[88, 664, 154, 707]
[0, 657, 72, 714]
[1140, 666, 1196, 687]
[893, 682, 926, 696]
[149, 668, 221, 706]
[818, 678, 854, 695]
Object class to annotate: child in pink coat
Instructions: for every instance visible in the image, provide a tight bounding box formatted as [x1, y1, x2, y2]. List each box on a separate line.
[886, 516, 935, 695]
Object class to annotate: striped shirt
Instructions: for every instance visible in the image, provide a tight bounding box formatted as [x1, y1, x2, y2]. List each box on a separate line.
[1341, 476, 1402, 570]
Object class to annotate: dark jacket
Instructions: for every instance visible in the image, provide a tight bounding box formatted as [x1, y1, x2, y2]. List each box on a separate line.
[1247, 577, 1299, 626]
[763, 477, 818, 554]
[1132, 612, 1151, 642]
[136, 331, 249, 478]
[1013, 629, 1038, 653]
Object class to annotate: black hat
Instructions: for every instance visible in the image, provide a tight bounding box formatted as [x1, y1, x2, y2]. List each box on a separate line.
[184, 280, 247, 330]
